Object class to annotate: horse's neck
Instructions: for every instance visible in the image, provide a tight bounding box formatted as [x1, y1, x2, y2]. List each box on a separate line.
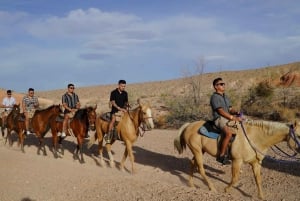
[127, 108, 141, 129]
[243, 121, 288, 149]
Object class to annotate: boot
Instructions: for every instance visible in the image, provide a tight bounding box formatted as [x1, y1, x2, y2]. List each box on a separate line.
[104, 130, 113, 144]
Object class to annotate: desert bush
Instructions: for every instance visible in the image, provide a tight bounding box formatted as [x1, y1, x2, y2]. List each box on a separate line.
[241, 80, 298, 121]
[164, 95, 210, 128]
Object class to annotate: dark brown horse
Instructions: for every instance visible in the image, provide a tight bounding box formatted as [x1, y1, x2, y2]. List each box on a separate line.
[88, 99, 154, 173]
[51, 106, 97, 163]
[5, 104, 23, 147]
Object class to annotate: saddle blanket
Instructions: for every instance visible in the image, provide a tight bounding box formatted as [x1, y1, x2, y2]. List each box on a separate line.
[198, 121, 220, 139]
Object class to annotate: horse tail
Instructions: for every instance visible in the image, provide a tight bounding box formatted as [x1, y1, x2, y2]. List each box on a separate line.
[174, 122, 190, 154]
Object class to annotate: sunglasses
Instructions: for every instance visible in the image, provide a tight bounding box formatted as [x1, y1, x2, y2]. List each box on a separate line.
[69, 87, 75, 89]
[216, 83, 225, 86]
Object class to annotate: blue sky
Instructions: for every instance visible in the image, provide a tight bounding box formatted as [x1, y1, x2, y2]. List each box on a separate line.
[0, 0, 299, 92]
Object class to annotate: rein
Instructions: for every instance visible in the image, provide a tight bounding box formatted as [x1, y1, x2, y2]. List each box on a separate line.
[240, 120, 300, 162]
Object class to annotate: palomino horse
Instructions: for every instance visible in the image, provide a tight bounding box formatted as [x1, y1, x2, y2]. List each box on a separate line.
[50, 106, 97, 163]
[174, 119, 300, 200]
[88, 99, 154, 173]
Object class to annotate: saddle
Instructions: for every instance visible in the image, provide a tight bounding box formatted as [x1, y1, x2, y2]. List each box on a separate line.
[198, 120, 236, 159]
[100, 111, 124, 123]
[198, 120, 221, 139]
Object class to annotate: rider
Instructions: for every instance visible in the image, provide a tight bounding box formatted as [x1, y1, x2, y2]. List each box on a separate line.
[105, 79, 129, 143]
[210, 77, 242, 165]
[1, 90, 17, 128]
[61, 83, 81, 138]
[22, 88, 39, 135]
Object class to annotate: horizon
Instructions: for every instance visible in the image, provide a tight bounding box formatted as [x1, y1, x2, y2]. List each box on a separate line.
[0, 0, 299, 92]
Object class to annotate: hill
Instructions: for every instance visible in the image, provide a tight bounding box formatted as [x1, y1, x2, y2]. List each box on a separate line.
[1, 62, 300, 120]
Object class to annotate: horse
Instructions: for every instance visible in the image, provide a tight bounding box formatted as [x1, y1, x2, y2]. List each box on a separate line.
[174, 119, 300, 200]
[50, 106, 97, 163]
[88, 99, 154, 174]
[6, 104, 62, 154]
[5, 104, 23, 147]
[30, 104, 62, 156]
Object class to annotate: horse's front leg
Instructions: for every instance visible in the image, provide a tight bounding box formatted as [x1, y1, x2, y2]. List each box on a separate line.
[251, 161, 264, 200]
[51, 133, 58, 158]
[225, 159, 243, 193]
[58, 136, 65, 155]
[105, 143, 115, 168]
[122, 140, 135, 174]
[19, 130, 25, 153]
[37, 136, 47, 156]
[79, 143, 85, 163]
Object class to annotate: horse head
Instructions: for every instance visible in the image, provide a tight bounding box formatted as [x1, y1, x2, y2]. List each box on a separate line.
[287, 121, 300, 153]
[11, 104, 21, 118]
[137, 99, 154, 130]
[87, 105, 97, 131]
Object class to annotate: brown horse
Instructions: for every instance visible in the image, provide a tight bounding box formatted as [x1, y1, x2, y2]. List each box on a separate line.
[88, 99, 154, 173]
[50, 106, 97, 163]
[30, 104, 62, 156]
[6, 104, 62, 154]
[174, 119, 300, 200]
[5, 104, 23, 147]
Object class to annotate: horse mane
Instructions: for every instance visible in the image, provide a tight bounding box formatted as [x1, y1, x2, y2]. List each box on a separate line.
[35, 104, 57, 113]
[74, 108, 87, 119]
[244, 119, 289, 135]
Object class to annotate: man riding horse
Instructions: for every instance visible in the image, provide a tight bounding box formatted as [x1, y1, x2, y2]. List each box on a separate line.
[210, 77, 242, 165]
[105, 79, 129, 143]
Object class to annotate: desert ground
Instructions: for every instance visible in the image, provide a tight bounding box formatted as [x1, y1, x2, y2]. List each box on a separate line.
[0, 128, 299, 201]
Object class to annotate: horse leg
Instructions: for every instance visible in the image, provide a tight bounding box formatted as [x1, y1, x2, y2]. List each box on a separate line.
[225, 159, 243, 193]
[120, 146, 128, 172]
[37, 136, 47, 156]
[19, 131, 25, 153]
[193, 149, 216, 192]
[79, 143, 85, 164]
[52, 134, 58, 158]
[122, 140, 135, 174]
[188, 157, 196, 187]
[58, 136, 64, 155]
[97, 139, 105, 167]
[251, 161, 264, 200]
[105, 143, 115, 168]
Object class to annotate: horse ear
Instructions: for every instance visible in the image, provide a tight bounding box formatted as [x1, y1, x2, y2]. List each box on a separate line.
[94, 104, 97, 110]
[137, 98, 141, 105]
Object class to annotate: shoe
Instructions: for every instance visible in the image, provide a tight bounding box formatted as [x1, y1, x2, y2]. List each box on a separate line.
[217, 155, 231, 165]
[104, 134, 111, 144]
[26, 130, 33, 135]
[61, 132, 66, 137]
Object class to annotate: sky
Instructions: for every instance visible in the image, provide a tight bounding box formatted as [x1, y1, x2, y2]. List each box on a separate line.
[0, 0, 299, 92]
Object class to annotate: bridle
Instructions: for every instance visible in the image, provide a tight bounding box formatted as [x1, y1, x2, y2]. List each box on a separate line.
[128, 106, 153, 137]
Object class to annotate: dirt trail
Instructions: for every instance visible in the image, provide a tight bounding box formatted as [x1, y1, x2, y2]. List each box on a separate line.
[0, 129, 299, 201]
